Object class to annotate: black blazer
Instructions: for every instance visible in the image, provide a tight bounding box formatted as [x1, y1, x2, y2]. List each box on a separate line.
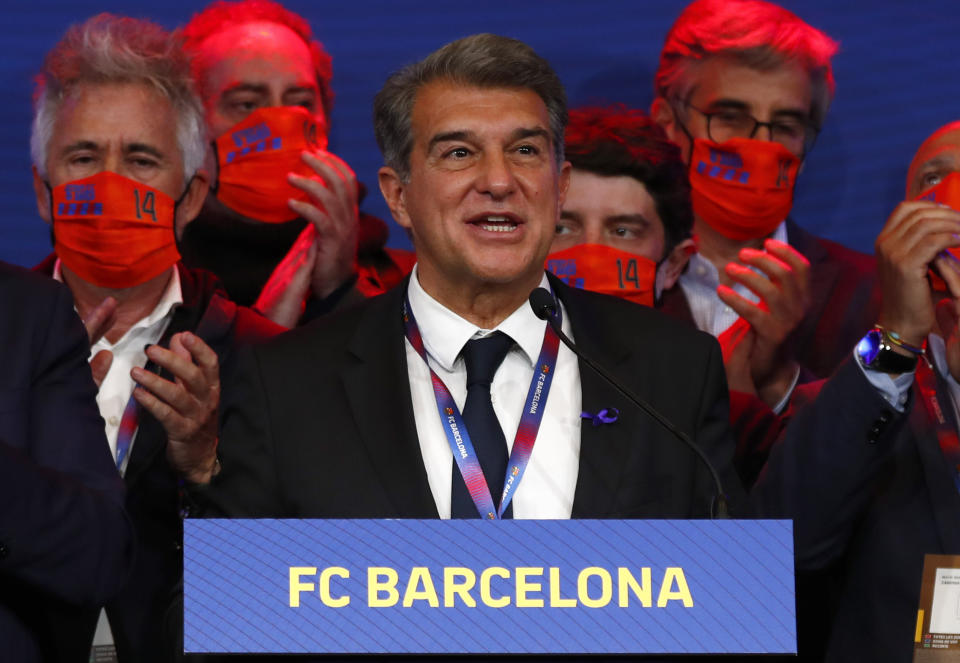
[0, 261, 132, 662]
[753, 358, 954, 662]
[104, 266, 282, 663]
[33, 258, 284, 663]
[199, 274, 745, 520]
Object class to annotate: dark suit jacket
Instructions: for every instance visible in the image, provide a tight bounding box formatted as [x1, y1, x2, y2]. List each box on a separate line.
[0, 260, 132, 662]
[35, 258, 283, 663]
[659, 220, 881, 381]
[199, 274, 745, 521]
[754, 358, 951, 662]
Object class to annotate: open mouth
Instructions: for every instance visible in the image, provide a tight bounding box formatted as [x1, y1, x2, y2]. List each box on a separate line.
[469, 214, 521, 233]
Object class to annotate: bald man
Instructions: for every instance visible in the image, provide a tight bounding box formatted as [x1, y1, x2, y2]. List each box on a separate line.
[753, 121, 960, 661]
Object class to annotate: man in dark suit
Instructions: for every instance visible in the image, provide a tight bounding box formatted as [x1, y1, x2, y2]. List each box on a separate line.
[0, 260, 132, 661]
[197, 34, 743, 526]
[29, 14, 281, 661]
[651, 0, 880, 408]
[754, 120, 960, 661]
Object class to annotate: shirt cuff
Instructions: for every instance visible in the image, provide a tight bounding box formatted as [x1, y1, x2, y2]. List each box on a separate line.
[853, 347, 915, 412]
[771, 364, 802, 415]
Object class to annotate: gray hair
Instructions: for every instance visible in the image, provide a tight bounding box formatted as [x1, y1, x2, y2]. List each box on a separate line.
[30, 13, 206, 184]
[373, 33, 567, 181]
[654, 0, 838, 131]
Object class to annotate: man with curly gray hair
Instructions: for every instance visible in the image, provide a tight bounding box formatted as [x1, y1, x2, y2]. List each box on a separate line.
[29, 13, 281, 662]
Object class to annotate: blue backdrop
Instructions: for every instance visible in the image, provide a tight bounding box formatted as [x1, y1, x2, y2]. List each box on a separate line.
[2, 1, 959, 266]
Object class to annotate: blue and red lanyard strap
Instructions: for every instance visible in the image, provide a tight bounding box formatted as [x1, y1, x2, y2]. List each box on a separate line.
[915, 359, 960, 495]
[115, 392, 140, 473]
[402, 291, 562, 519]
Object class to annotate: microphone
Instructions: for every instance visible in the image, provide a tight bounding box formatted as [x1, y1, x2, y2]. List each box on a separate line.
[529, 287, 730, 519]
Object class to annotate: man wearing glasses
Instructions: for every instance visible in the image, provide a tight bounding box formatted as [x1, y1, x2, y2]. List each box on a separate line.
[651, 0, 879, 414]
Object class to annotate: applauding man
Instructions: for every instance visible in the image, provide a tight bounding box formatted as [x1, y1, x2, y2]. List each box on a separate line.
[30, 14, 280, 661]
[179, 0, 414, 327]
[651, 0, 879, 408]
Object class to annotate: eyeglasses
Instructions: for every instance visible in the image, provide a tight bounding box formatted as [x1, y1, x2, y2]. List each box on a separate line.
[680, 101, 820, 158]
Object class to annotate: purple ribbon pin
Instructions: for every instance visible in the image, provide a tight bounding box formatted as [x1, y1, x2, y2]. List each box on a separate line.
[581, 408, 620, 427]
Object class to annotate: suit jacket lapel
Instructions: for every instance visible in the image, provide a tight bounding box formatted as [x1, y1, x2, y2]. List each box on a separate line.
[787, 220, 841, 348]
[912, 375, 960, 552]
[341, 284, 439, 518]
[551, 278, 635, 518]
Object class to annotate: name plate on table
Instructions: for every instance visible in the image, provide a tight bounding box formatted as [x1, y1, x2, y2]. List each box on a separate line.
[184, 519, 795, 655]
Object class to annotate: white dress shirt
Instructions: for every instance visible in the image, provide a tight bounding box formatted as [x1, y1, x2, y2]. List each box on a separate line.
[861, 334, 957, 419]
[54, 260, 182, 473]
[405, 266, 582, 519]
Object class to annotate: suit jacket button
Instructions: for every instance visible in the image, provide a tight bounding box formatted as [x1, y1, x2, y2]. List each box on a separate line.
[0, 543, 8, 559]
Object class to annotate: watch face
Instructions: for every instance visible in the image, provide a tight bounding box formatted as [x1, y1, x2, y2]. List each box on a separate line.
[857, 329, 882, 365]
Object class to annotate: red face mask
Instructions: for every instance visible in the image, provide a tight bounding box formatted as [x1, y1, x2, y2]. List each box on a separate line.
[545, 244, 656, 307]
[689, 137, 801, 241]
[915, 172, 960, 290]
[52, 171, 180, 289]
[214, 106, 325, 224]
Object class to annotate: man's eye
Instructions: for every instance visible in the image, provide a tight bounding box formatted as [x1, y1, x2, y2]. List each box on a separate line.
[555, 224, 572, 235]
[712, 111, 750, 126]
[773, 122, 803, 139]
[516, 144, 539, 155]
[922, 172, 944, 188]
[613, 226, 639, 239]
[230, 100, 258, 113]
[445, 147, 471, 159]
[289, 98, 316, 112]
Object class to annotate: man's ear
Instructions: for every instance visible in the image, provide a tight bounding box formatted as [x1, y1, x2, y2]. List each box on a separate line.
[378, 166, 412, 231]
[557, 160, 571, 208]
[651, 97, 682, 146]
[173, 169, 211, 240]
[660, 237, 696, 290]
[32, 167, 52, 224]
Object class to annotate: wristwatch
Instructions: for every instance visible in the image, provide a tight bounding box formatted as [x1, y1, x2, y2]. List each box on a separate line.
[856, 327, 920, 373]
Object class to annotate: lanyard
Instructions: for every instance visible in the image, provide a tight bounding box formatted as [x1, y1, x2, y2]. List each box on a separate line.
[915, 359, 960, 495]
[402, 291, 561, 519]
[115, 391, 140, 473]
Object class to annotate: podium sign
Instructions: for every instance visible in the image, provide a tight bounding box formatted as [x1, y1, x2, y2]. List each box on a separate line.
[184, 519, 795, 655]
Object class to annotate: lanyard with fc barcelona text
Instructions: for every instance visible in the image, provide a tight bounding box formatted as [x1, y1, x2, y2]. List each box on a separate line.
[402, 291, 561, 519]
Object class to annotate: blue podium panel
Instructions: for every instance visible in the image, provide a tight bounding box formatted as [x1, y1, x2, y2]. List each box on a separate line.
[184, 519, 794, 655]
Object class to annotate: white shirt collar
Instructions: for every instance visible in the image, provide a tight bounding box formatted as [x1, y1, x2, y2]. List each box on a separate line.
[684, 220, 789, 284]
[54, 258, 183, 350]
[406, 264, 549, 371]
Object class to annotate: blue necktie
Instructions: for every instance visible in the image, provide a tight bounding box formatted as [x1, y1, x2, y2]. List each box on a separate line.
[451, 331, 515, 519]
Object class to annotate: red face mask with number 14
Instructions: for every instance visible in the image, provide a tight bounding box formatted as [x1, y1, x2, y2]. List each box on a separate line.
[51, 171, 180, 289]
[545, 243, 656, 306]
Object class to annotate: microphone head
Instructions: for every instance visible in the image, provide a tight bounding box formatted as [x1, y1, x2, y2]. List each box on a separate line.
[529, 287, 557, 320]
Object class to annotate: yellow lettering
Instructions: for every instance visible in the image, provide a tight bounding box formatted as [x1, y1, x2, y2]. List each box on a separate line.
[480, 567, 511, 608]
[515, 567, 544, 607]
[289, 566, 317, 607]
[444, 567, 477, 607]
[368, 567, 400, 607]
[320, 567, 350, 607]
[577, 567, 612, 608]
[402, 567, 440, 607]
[618, 567, 651, 607]
[657, 567, 693, 607]
[549, 567, 577, 607]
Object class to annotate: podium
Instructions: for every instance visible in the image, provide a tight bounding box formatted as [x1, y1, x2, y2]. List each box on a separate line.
[183, 519, 795, 655]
